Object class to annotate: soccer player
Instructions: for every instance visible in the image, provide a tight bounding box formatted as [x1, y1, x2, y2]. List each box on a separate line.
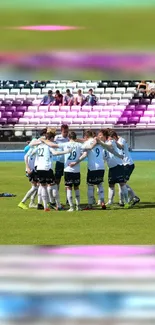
[109, 130, 140, 206]
[70, 130, 106, 210]
[26, 131, 71, 211]
[97, 129, 130, 208]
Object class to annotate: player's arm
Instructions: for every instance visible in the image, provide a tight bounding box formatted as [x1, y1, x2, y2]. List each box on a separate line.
[116, 142, 124, 150]
[49, 148, 72, 156]
[76, 138, 85, 143]
[29, 140, 41, 147]
[39, 138, 59, 148]
[97, 139, 123, 159]
[69, 151, 88, 167]
[24, 149, 36, 173]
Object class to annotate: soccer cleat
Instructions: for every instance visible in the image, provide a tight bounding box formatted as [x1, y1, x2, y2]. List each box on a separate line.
[76, 206, 82, 211]
[83, 205, 93, 210]
[56, 206, 65, 211]
[29, 203, 37, 209]
[44, 208, 50, 212]
[67, 207, 74, 212]
[37, 204, 44, 210]
[124, 203, 130, 209]
[18, 202, 28, 210]
[101, 202, 106, 210]
[105, 202, 112, 209]
[132, 196, 140, 206]
[48, 202, 57, 209]
[119, 202, 124, 207]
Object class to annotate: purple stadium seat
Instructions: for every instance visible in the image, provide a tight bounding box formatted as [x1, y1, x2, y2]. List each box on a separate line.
[0, 118, 7, 124]
[99, 111, 109, 118]
[126, 105, 135, 110]
[12, 100, 23, 106]
[94, 118, 105, 124]
[13, 112, 23, 118]
[132, 111, 144, 117]
[7, 118, 18, 124]
[71, 106, 81, 112]
[5, 106, 16, 112]
[89, 112, 99, 118]
[72, 118, 83, 124]
[45, 112, 56, 118]
[128, 117, 140, 124]
[56, 112, 66, 118]
[78, 112, 88, 118]
[0, 106, 6, 112]
[16, 106, 27, 112]
[0, 112, 1, 118]
[24, 112, 34, 118]
[62, 118, 72, 125]
[144, 111, 154, 117]
[117, 117, 128, 124]
[23, 100, 33, 106]
[141, 99, 151, 105]
[2, 100, 12, 106]
[28, 106, 38, 112]
[136, 105, 147, 110]
[140, 117, 150, 123]
[66, 112, 77, 118]
[29, 118, 40, 124]
[123, 111, 132, 117]
[19, 118, 29, 124]
[2, 112, 12, 118]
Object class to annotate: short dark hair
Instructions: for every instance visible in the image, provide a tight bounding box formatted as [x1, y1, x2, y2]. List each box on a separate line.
[98, 129, 109, 139]
[108, 130, 118, 139]
[55, 90, 60, 95]
[68, 131, 77, 140]
[66, 89, 70, 92]
[89, 88, 93, 92]
[84, 130, 93, 138]
[48, 90, 52, 95]
[40, 128, 47, 136]
[61, 124, 69, 131]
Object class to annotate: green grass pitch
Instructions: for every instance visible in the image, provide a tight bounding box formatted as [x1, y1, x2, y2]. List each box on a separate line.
[0, 161, 154, 245]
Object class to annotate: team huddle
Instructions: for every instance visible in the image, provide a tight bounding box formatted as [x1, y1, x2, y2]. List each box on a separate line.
[18, 125, 140, 212]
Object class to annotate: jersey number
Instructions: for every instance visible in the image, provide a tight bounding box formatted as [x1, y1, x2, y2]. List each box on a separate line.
[96, 148, 100, 157]
[38, 148, 44, 157]
[68, 151, 77, 160]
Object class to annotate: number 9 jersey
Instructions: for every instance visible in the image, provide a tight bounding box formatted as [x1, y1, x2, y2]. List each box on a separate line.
[82, 139, 105, 171]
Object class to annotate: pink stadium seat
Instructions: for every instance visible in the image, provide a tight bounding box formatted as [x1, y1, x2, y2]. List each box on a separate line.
[34, 112, 45, 118]
[27, 106, 38, 112]
[71, 106, 81, 112]
[0, 112, 1, 118]
[105, 117, 118, 124]
[150, 117, 155, 123]
[119, 99, 129, 105]
[144, 111, 154, 117]
[72, 118, 83, 124]
[66, 112, 77, 118]
[83, 118, 94, 124]
[94, 118, 105, 124]
[45, 112, 55, 118]
[62, 118, 72, 125]
[113, 105, 126, 111]
[147, 104, 155, 110]
[19, 118, 29, 124]
[38, 106, 48, 112]
[110, 111, 122, 118]
[98, 99, 107, 105]
[102, 105, 113, 111]
[140, 117, 150, 123]
[108, 99, 118, 106]
[24, 112, 34, 118]
[49, 106, 59, 112]
[29, 118, 40, 124]
[52, 118, 61, 124]
[99, 111, 109, 118]
[60, 106, 70, 112]
[92, 106, 103, 112]
[81, 106, 92, 112]
[40, 118, 51, 124]
[78, 112, 88, 118]
[89, 112, 99, 118]
[56, 112, 66, 118]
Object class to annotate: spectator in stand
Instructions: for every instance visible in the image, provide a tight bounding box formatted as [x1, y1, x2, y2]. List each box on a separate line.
[40, 90, 55, 106]
[52, 90, 63, 106]
[74, 89, 85, 106]
[85, 89, 98, 106]
[147, 80, 155, 98]
[63, 89, 74, 106]
[137, 81, 148, 97]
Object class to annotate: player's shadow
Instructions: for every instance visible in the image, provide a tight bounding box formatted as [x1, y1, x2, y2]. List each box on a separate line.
[133, 202, 155, 209]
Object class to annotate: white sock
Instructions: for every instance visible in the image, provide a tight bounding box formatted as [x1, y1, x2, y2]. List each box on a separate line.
[41, 186, 48, 209]
[47, 186, 55, 204]
[118, 184, 124, 204]
[30, 186, 38, 204]
[22, 186, 38, 203]
[108, 187, 115, 204]
[97, 183, 104, 203]
[75, 189, 80, 206]
[38, 185, 42, 204]
[67, 188, 73, 208]
[121, 184, 129, 204]
[52, 185, 61, 208]
[126, 184, 136, 199]
[88, 185, 94, 205]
